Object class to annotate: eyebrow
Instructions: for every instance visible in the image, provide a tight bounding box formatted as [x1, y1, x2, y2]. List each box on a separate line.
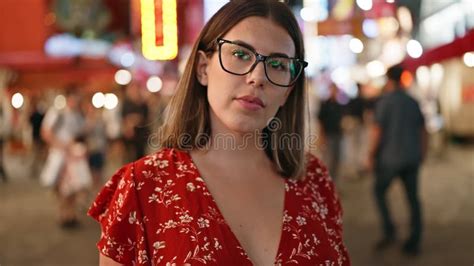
[231, 39, 291, 58]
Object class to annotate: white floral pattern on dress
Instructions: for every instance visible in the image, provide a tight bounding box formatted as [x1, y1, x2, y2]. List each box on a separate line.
[89, 149, 350, 265]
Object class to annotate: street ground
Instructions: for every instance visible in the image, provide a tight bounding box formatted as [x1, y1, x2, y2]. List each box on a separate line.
[0, 142, 473, 266]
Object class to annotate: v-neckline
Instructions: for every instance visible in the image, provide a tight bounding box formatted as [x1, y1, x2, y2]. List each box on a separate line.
[184, 151, 288, 265]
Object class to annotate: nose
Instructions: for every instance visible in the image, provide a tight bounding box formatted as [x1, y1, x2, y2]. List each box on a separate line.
[246, 60, 268, 88]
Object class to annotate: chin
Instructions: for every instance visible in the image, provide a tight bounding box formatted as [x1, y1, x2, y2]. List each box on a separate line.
[210, 108, 266, 135]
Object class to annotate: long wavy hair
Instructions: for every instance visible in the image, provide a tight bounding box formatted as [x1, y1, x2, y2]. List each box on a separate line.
[158, 0, 308, 179]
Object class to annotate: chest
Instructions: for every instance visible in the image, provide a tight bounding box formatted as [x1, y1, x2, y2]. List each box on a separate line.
[135, 155, 345, 265]
[200, 169, 286, 265]
[56, 113, 84, 138]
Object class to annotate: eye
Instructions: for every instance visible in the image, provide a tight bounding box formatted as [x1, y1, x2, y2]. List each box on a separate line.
[268, 59, 288, 71]
[232, 49, 252, 60]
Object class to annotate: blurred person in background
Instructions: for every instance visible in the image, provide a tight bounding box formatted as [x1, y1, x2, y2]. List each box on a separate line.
[0, 87, 12, 183]
[40, 87, 89, 229]
[121, 83, 150, 162]
[84, 104, 107, 190]
[345, 83, 368, 179]
[317, 82, 344, 181]
[367, 65, 428, 256]
[29, 96, 47, 177]
[102, 89, 124, 169]
[89, 1, 350, 265]
[61, 134, 93, 213]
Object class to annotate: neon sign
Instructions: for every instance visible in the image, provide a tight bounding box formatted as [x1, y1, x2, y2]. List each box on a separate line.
[141, 0, 178, 60]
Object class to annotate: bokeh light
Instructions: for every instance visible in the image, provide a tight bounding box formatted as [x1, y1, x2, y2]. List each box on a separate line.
[104, 93, 118, 110]
[146, 76, 163, 93]
[11, 93, 24, 109]
[366, 60, 386, 78]
[349, 38, 364, 54]
[406, 39, 423, 58]
[356, 0, 373, 11]
[362, 19, 378, 38]
[120, 52, 135, 68]
[92, 92, 105, 108]
[114, 69, 132, 85]
[463, 52, 474, 67]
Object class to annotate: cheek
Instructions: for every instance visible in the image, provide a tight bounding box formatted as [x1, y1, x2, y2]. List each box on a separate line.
[269, 90, 289, 110]
[263, 103, 283, 124]
[207, 85, 227, 112]
[206, 79, 238, 121]
[206, 66, 240, 109]
[262, 91, 289, 122]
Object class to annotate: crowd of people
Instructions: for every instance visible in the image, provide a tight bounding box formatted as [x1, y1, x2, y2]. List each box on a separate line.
[316, 82, 376, 181]
[0, 82, 167, 229]
[316, 65, 426, 256]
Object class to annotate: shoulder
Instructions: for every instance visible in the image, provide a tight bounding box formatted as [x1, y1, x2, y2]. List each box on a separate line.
[405, 92, 421, 106]
[288, 152, 344, 225]
[42, 108, 59, 126]
[397, 91, 422, 110]
[89, 148, 194, 216]
[134, 148, 178, 169]
[131, 148, 195, 182]
[377, 93, 392, 105]
[122, 148, 200, 204]
[45, 107, 59, 116]
[303, 152, 332, 183]
[302, 152, 341, 207]
[288, 153, 337, 201]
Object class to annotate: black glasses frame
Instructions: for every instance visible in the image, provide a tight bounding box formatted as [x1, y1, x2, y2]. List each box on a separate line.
[216, 38, 308, 87]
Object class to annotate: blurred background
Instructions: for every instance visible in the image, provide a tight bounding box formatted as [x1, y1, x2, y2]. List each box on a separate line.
[0, 0, 473, 265]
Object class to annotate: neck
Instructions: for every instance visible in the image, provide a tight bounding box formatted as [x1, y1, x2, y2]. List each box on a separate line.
[385, 80, 400, 92]
[208, 130, 269, 161]
[192, 123, 274, 174]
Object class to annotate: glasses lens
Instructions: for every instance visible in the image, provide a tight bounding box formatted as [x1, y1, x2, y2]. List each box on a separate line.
[220, 42, 256, 75]
[265, 57, 302, 86]
[219, 41, 304, 87]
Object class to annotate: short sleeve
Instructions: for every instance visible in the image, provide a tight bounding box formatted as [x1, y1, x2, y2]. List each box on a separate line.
[88, 162, 149, 265]
[306, 154, 351, 265]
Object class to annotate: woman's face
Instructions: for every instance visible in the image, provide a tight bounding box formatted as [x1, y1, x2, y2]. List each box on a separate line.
[197, 16, 296, 135]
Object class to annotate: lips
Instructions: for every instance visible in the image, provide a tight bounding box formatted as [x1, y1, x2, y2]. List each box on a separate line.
[236, 95, 265, 108]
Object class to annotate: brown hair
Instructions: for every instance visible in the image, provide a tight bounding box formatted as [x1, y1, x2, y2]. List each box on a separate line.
[158, 0, 308, 179]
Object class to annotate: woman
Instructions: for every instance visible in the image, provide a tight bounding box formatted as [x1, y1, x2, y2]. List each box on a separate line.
[89, 0, 350, 265]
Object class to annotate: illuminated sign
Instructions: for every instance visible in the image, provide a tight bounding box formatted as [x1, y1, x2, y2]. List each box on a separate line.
[141, 0, 178, 60]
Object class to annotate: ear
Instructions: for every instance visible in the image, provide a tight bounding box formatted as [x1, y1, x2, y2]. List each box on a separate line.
[196, 51, 209, 86]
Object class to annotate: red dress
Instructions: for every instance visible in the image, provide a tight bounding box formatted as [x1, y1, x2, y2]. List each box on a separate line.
[88, 148, 350, 265]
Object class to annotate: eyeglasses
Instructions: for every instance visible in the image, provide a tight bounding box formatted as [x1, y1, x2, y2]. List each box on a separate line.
[216, 38, 308, 87]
